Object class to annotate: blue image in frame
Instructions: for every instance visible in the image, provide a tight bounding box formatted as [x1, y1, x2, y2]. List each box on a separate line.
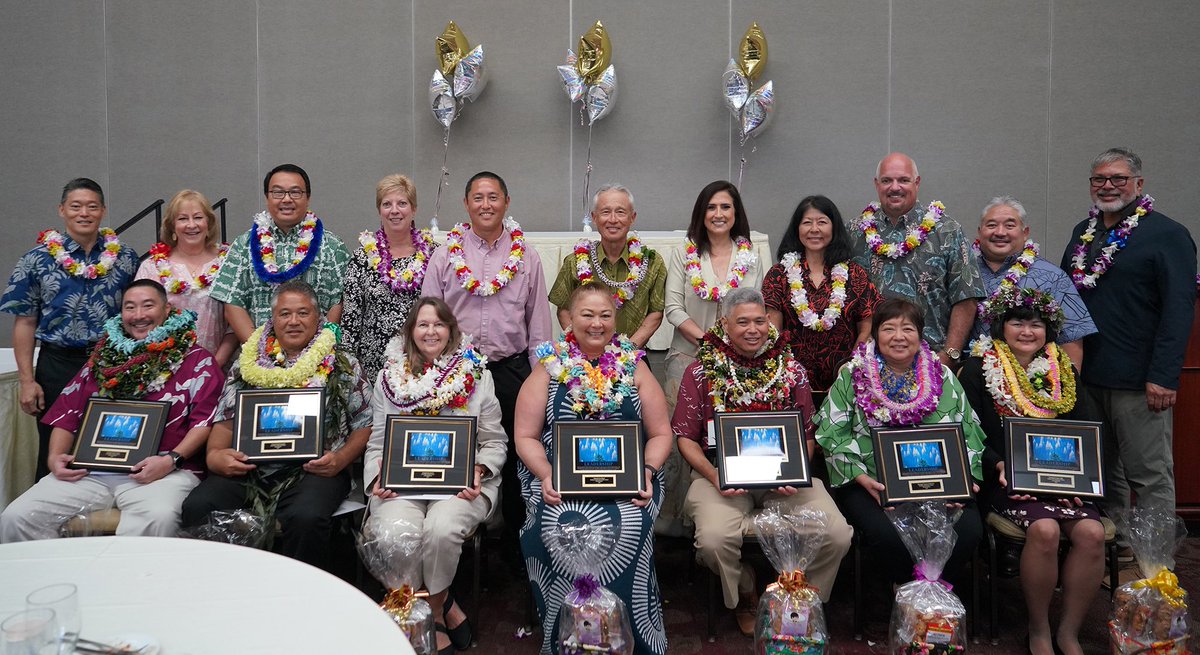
[575, 436, 622, 470]
[895, 440, 948, 477]
[406, 431, 453, 466]
[96, 412, 144, 445]
[1028, 434, 1082, 473]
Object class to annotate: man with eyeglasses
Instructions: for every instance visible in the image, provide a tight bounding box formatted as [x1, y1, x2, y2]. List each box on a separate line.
[548, 184, 666, 347]
[1058, 147, 1196, 516]
[209, 163, 351, 342]
[849, 152, 984, 367]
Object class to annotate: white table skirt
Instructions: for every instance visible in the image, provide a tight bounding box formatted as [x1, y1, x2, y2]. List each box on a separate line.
[524, 230, 774, 350]
[0, 536, 415, 654]
[0, 347, 38, 510]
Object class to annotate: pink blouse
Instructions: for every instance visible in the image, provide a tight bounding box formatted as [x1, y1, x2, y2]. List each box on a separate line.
[135, 256, 231, 356]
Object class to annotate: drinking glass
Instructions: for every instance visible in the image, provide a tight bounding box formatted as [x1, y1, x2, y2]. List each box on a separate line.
[25, 584, 78, 653]
[1, 608, 57, 655]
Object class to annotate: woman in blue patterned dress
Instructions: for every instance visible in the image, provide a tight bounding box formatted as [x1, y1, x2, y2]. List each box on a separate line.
[514, 283, 674, 655]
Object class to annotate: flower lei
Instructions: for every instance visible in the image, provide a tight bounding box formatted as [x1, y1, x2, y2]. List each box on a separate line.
[445, 217, 526, 297]
[974, 239, 1039, 319]
[695, 323, 803, 413]
[87, 309, 197, 398]
[573, 234, 647, 308]
[685, 237, 756, 302]
[239, 321, 337, 388]
[976, 335, 1076, 418]
[780, 253, 849, 332]
[249, 211, 324, 284]
[534, 331, 643, 418]
[36, 228, 122, 279]
[858, 200, 945, 259]
[148, 242, 230, 295]
[358, 226, 435, 293]
[1069, 195, 1153, 290]
[850, 340, 943, 426]
[379, 335, 487, 415]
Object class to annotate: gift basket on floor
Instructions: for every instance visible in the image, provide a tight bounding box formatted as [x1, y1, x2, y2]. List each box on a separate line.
[752, 506, 830, 655]
[887, 501, 966, 654]
[357, 517, 435, 655]
[1109, 507, 1191, 655]
[547, 520, 633, 655]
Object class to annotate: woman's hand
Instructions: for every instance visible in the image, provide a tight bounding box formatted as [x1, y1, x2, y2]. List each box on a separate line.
[773, 486, 798, 496]
[854, 473, 885, 505]
[457, 465, 486, 501]
[371, 479, 398, 500]
[996, 461, 1008, 489]
[541, 476, 562, 506]
[1057, 496, 1085, 508]
[632, 468, 653, 507]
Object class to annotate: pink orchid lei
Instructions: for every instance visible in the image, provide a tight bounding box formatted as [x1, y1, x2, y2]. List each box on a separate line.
[684, 236, 755, 302]
[445, 217, 525, 297]
[1069, 195, 1152, 290]
[357, 226, 435, 293]
[850, 340, 943, 427]
[37, 228, 122, 279]
[973, 238, 1039, 318]
[858, 200, 945, 259]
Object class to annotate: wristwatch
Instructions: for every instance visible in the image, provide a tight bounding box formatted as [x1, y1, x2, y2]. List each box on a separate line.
[944, 347, 962, 362]
[165, 450, 184, 470]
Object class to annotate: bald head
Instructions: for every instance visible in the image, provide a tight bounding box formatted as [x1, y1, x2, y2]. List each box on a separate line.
[874, 152, 921, 218]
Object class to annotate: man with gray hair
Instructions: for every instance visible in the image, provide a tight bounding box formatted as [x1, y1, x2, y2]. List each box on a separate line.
[970, 195, 1095, 366]
[671, 286, 851, 635]
[1058, 147, 1195, 516]
[548, 183, 667, 347]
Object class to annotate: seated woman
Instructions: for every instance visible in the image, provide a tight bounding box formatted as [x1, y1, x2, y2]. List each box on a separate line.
[958, 288, 1104, 655]
[515, 283, 674, 655]
[364, 297, 506, 655]
[815, 298, 985, 589]
[672, 287, 852, 636]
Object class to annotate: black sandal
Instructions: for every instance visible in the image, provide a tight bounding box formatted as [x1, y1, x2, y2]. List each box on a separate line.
[442, 592, 474, 650]
[434, 623, 456, 655]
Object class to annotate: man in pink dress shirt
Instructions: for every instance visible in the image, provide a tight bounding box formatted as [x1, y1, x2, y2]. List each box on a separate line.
[420, 171, 552, 560]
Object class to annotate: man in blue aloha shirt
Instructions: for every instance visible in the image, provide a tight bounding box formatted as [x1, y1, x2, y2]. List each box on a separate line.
[1, 178, 139, 480]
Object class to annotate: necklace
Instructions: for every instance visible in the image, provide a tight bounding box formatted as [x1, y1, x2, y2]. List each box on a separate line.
[850, 340, 943, 426]
[88, 309, 197, 398]
[978, 336, 1076, 418]
[573, 234, 647, 308]
[685, 237, 755, 302]
[445, 217, 526, 297]
[250, 211, 323, 284]
[780, 253, 849, 331]
[37, 228, 122, 279]
[148, 243, 229, 295]
[239, 322, 337, 388]
[380, 336, 487, 415]
[534, 331, 642, 418]
[858, 200, 945, 259]
[974, 239, 1039, 319]
[1069, 195, 1153, 290]
[696, 323, 802, 412]
[358, 226, 435, 293]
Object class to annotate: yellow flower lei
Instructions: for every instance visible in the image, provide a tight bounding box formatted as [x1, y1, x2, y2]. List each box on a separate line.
[239, 324, 338, 388]
[994, 340, 1076, 417]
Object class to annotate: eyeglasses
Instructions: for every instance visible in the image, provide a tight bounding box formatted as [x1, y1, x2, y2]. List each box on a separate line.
[269, 188, 307, 200]
[1089, 175, 1139, 189]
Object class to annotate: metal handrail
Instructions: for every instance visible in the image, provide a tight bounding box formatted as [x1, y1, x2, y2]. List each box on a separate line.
[113, 199, 164, 236]
[212, 198, 228, 242]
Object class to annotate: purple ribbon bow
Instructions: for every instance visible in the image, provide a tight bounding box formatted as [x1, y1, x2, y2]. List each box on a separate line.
[573, 573, 601, 600]
[912, 562, 953, 591]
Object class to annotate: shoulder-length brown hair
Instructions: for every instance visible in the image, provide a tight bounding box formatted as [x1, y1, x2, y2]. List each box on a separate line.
[401, 297, 463, 368]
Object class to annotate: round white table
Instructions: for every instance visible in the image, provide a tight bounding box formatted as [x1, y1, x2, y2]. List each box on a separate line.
[0, 536, 414, 654]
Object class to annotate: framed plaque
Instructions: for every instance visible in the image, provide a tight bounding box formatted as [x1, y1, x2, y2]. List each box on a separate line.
[871, 425, 973, 505]
[381, 415, 477, 493]
[552, 421, 645, 498]
[71, 398, 169, 472]
[233, 388, 325, 462]
[713, 411, 811, 489]
[1003, 417, 1104, 499]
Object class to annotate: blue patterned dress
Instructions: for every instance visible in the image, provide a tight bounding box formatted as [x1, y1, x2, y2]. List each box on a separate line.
[519, 381, 667, 655]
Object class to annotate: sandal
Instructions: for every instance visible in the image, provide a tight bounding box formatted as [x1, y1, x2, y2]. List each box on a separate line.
[443, 592, 474, 650]
[434, 623, 456, 655]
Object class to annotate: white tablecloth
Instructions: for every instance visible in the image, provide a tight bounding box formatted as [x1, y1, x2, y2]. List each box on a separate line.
[525, 230, 774, 350]
[0, 536, 414, 654]
[0, 348, 38, 511]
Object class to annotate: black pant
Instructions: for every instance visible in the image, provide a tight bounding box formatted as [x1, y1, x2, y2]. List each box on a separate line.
[33, 344, 92, 481]
[181, 469, 350, 569]
[487, 351, 532, 557]
[833, 483, 982, 590]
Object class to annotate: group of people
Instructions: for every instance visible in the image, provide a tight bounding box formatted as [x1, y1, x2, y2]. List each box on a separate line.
[0, 147, 1193, 655]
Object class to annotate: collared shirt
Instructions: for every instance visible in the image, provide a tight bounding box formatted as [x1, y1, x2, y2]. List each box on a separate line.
[849, 202, 984, 350]
[970, 253, 1097, 345]
[548, 241, 667, 338]
[44, 344, 225, 473]
[1, 235, 139, 347]
[208, 219, 350, 325]
[420, 226, 552, 368]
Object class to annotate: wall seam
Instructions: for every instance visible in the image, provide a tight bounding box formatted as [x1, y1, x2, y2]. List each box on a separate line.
[728, 0, 733, 182]
[410, 1, 417, 186]
[886, 0, 893, 152]
[1046, 0, 1054, 247]
[102, 0, 110, 189]
[255, 1, 261, 185]
[568, 1, 574, 229]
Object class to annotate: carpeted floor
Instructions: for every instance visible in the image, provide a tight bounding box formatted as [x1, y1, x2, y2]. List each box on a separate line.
[359, 532, 1200, 654]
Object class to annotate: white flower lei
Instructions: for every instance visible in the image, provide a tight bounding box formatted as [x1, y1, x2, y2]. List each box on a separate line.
[380, 335, 487, 414]
[780, 253, 849, 332]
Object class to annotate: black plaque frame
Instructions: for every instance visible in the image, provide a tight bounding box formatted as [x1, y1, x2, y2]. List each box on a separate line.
[1003, 417, 1104, 499]
[233, 388, 325, 462]
[552, 420, 644, 498]
[381, 415, 477, 493]
[71, 398, 169, 472]
[871, 424, 973, 505]
[713, 410, 812, 489]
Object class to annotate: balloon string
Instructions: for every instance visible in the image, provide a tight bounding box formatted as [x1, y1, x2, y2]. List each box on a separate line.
[431, 125, 452, 234]
[581, 122, 594, 233]
[737, 140, 747, 191]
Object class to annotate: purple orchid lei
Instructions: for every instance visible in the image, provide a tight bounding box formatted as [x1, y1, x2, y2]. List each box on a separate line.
[370, 226, 433, 293]
[850, 340, 942, 427]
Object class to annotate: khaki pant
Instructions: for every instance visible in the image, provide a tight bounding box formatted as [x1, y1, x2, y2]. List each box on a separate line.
[684, 472, 852, 608]
[1087, 386, 1176, 515]
[368, 494, 492, 593]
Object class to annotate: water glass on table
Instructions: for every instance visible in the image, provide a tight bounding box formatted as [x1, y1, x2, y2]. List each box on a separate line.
[1, 608, 58, 655]
[25, 584, 79, 653]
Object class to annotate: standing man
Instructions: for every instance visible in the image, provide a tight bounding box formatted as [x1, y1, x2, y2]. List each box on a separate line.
[548, 184, 667, 347]
[421, 171, 552, 557]
[209, 164, 350, 342]
[849, 153, 984, 366]
[970, 196, 1096, 367]
[1060, 147, 1196, 515]
[1, 178, 139, 480]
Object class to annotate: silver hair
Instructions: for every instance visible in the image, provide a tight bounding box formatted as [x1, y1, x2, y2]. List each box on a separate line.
[718, 287, 766, 318]
[270, 279, 321, 314]
[591, 183, 635, 213]
[875, 154, 919, 179]
[980, 195, 1028, 224]
[1092, 147, 1142, 176]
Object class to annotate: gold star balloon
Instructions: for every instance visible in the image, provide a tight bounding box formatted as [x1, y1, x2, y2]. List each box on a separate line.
[738, 22, 768, 82]
[436, 20, 470, 76]
[575, 21, 612, 85]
